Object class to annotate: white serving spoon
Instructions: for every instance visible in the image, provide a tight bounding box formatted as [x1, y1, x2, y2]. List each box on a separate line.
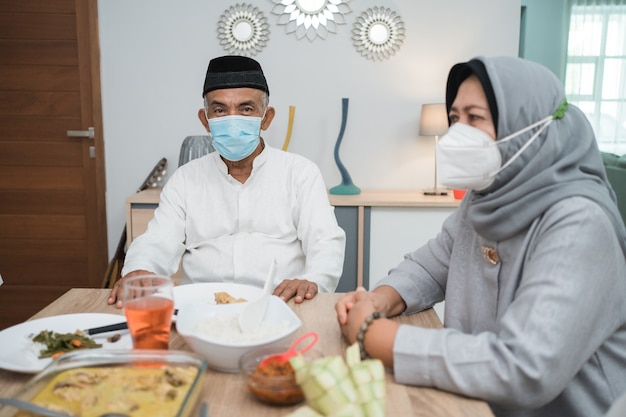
[239, 259, 277, 333]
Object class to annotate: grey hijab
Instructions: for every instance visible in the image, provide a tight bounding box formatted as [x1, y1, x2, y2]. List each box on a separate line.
[449, 56, 626, 252]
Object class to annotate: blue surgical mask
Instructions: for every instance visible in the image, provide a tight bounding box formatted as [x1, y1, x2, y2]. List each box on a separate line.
[207, 115, 262, 161]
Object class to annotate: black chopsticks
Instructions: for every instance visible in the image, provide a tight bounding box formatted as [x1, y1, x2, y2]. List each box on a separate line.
[85, 309, 178, 335]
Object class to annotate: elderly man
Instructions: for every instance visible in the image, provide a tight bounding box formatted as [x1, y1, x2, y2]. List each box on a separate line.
[108, 55, 345, 307]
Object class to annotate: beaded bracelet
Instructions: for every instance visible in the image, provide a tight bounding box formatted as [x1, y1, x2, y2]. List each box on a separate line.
[356, 311, 386, 360]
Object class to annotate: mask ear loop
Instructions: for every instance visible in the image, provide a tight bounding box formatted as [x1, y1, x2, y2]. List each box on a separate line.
[491, 99, 568, 175]
[493, 116, 553, 175]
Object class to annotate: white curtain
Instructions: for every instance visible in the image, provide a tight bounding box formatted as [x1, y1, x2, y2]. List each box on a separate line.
[566, 0, 626, 154]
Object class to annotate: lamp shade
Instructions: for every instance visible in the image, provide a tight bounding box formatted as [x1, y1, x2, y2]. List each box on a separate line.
[419, 103, 448, 136]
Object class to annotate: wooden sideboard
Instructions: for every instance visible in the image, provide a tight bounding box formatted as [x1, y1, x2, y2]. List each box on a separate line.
[125, 189, 460, 291]
[125, 187, 162, 246]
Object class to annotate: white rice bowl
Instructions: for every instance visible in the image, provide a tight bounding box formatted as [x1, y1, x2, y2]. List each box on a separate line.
[176, 296, 302, 372]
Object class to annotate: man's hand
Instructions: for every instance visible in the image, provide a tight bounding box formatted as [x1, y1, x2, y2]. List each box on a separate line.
[107, 270, 153, 309]
[272, 278, 318, 303]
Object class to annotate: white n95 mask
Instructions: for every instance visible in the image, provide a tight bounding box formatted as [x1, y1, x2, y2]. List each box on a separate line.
[436, 123, 501, 191]
[436, 116, 554, 191]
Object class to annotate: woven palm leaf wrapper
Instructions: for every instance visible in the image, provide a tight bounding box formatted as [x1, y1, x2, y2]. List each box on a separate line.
[286, 343, 385, 417]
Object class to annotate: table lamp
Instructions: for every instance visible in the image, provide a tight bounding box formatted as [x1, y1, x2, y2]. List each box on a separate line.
[419, 103, 449, 196]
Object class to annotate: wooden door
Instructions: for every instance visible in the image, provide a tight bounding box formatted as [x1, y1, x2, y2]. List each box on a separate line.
[0, 0, 107, 329]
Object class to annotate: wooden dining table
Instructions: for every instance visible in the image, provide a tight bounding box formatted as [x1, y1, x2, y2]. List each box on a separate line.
[0, 289, 494, 417]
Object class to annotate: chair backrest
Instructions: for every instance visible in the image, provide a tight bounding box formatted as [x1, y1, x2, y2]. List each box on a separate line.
[179, 135, 215, 167]
[601, 152, 626, 225]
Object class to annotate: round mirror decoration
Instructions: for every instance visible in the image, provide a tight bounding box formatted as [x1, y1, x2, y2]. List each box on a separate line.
[271, 0, 352, 42]
[217, 4, 270, 56]
[352, 7, 405, 61]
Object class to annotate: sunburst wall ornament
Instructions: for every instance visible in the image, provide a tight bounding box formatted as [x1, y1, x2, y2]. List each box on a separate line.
[271, 0, 352, 42]
[217, 4, 270, 56]
[352, 7, 405, 61]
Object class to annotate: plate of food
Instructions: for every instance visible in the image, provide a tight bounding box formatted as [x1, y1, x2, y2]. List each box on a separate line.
[173, 282, 263, 312]
[0, 313, 132, 374]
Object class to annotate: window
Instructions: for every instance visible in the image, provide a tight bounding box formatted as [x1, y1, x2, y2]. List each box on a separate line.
[565, 0, 626, 154]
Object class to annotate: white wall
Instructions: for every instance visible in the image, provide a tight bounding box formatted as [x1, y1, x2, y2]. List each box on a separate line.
[98, 0, 521, 256]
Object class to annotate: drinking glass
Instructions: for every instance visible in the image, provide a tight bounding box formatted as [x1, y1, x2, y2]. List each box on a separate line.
[123, 275, 174, 349]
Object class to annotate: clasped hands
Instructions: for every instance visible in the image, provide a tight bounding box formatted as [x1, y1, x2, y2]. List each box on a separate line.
[335, 286, 404, 367]
[335, 287, 385, 343]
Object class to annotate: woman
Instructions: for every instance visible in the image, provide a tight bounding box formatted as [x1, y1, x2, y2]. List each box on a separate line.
[336, 56, 626, 417]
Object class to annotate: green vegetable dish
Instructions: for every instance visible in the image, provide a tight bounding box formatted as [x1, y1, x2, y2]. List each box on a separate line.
[32, 330, 102, 359]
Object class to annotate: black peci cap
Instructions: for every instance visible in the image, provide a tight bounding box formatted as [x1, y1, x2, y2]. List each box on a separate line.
[202, 55, 269, 97]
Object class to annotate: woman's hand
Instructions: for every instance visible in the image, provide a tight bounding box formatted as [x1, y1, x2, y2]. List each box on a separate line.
[336, 285, 405, 326]
[338, 290, 377, 343]
[336, 287, 371, 324]
[335, 286, 403, 367]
